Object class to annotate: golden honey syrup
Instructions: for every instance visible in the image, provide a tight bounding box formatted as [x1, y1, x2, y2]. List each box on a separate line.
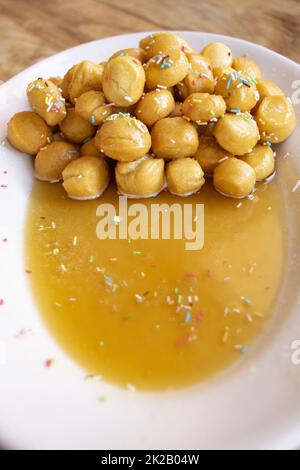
[26, 180, 284, 390]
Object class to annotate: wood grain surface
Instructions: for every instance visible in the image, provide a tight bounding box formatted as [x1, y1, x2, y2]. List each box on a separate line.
[0, 0, 300, 82]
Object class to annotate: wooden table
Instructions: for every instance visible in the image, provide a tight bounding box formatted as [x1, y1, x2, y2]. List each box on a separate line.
[0, 0, 299, 82]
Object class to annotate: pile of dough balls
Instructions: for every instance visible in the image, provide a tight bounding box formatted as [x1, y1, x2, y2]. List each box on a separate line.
[7, 32, 296, 200]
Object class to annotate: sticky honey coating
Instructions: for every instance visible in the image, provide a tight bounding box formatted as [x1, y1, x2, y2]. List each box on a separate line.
[213, 157, 256, 198]
[35, 142, 79, 182]
[6, 35, 296, 201]
[182, 53, 215, 95]
[75, 90, 113, 125]
[80, 138, 106, 158]
[95, 114, 151, 162]
[110, 48, 147, 64]
[213, 113, 259, 155]
[68, 60, 104, 104]
[62, 156, 110, 200]
[255, 95, 296, 143]
[195, 135, 233, 175]
[140, 32, 194, 60]
[239, 144, 275, 181]
[151, 117, 199, 159]
[215, 72, 259, 112]
[182, 93, 226, 122]
[135, 89, 175, 127]
[115, 155, 165, 198]
[27, 78, 66, 126]
[145, 49, 189, 89]
[201, 42, 233, 70]
[102, 56, 145, 107]
[232, 56, 262, 80]
[7, 111, 52, 155]
[59, 108, 96, 144]
[166, 158, 205, 196]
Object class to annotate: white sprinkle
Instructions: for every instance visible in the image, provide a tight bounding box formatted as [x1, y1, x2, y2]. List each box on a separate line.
[246, 314, 253, 323]
[60, 264, 67, 272]
[69, 297, 77, 302]
[73, 236, 78, 246]
[236, 202, 242, 208]
[124, 95, 133, 102]
[292, 180, 300, 193]
[52, 248, 59, 255]
[135, 294, 143, 303]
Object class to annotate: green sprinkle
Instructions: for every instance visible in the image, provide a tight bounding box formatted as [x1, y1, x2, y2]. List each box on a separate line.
[54, 302, 62, 308]
[83, 136, 92, 143]
[210, 109, 215, 116]
[89, 255, 94, 263]
[174, 287, 179, 294]
[112, 283, 118, 293]
[241, 345, 249, 354]
[133, 250, 142, 255]
[178, 295, 183, 304]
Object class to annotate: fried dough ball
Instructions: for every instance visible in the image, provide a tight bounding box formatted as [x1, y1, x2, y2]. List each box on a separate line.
[80, 138, 106, 158]
[201, 42, 233, 70]
[215, 72, 259, 112]
[27, 79, 66, 126]
[68, 61, 104, 103]
[115, 155, 165, 198]
[47, 76, 63, 88]
[256, 78, 284, 103]
[182, 53, 215, 95]
[213, 113, 259, 155]
[35, 142, 79, 182]
[213, 157, 256, 198]
[110, 48, 147, 63]
[61, 64, 78, 101]
[151, 117, 199, 159]
[75, 90, 113, 125]
[145, 49, 189, 89]
[135, 89, 175, 127]
[166, 158, 205, 196]
[255, 95, 296, 143]
[140, 32, 194, 60]
[182, 93, 226, 122]
[59, 108, 95, 144]
[194, 136, 233, 175]
[232, 56, 262, 80]
[62, 156, 110, 200]
[95, 114, 151, 162]
[7, 111, 52, 155]
[239, 144, 275, 181]
[102, 56, 145, 107]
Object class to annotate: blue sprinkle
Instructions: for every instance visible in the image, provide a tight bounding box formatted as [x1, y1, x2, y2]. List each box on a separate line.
[230, 108, 241, 113]
[184, 311, 191, 323]
[265, 141, 272, 147]
[83, 136, 92, 143]
[91, 115, 95, 125]
[226, 76, 232, 89]
[241, 345, 249, 354]
[68, 150, 77, 154]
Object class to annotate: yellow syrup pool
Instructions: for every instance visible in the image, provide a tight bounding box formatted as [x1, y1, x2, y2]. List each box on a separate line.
[26, 180, 284, 390]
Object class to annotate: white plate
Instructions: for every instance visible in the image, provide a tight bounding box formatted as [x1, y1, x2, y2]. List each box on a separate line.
[0, 32, 300, 450]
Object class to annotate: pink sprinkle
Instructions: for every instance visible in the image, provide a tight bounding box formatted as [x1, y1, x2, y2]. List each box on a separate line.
[1, 184, 7, 188]
[175, 334, 189, 346]
[3, 171, 7, 174]
[2, 238, 8, 242]
[185, 272, 197, 278]
[207, 268, 213, 278]
[15, 328, 33, 340]
[195, 311, 204, 323]
[25, 269, 32, 274]
[0, 299, 4, 306]
[45, 358, 55, 368]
